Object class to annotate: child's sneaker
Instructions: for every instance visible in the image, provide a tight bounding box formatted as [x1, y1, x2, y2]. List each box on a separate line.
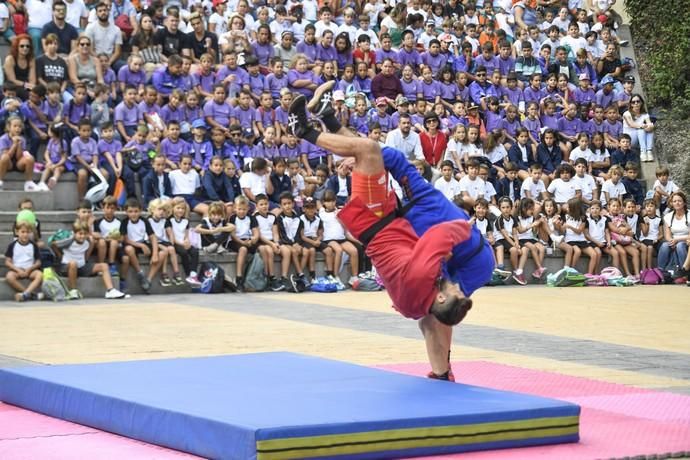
[512, 271, 527, 285]
[271, 277, 286, 291]
[300, 274, 311, 288]
[105, 288, 128, 299]
[216, 245, 228, 254]
[203, 243, 218, 254]
[67, 289, 83, 300]
[137, 271, 151, 293]
[160, 274, 172, 287]
[185, 273, 201, 287]
[172, 273, 184, 286]
[30, 292, 45, 301]
[37, 181, 50, 191]
[532, 267, 546, 279]
[14, 292, 30, 302]
[493, 267, 512, 278]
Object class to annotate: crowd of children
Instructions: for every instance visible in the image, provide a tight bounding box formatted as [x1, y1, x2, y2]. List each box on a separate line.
[3, 0, 690, 300]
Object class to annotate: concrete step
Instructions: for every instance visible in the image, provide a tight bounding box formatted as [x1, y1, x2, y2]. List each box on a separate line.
[0, 190, 55, 211]
[0, 253, 357, 300]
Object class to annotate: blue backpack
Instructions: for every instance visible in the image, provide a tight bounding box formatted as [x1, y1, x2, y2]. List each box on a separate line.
[198, 262, 225, 293]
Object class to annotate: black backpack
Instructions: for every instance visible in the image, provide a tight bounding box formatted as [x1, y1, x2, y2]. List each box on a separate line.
[198, 262, 225, 293]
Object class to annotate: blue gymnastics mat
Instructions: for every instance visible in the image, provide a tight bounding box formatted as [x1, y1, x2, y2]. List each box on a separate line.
[0, 352, 579, 459]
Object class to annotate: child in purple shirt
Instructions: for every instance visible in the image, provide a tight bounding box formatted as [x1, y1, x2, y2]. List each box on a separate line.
[69, 119, 101, 200]
[117, 54, 147, 95]
[203, 84, 233, 136]
[419, 66, 441, 102]
[63, 83, 91, 135]
[266, 58, 289, 100]
[288, 55, 318, 97]
[114, 86, 143, 142]
[160, 121, 190, 170]
[38, 125, 67, 190]
[97, 122, 123, 193]
[160, 89, 186, 126]
[255, 92, 276, 138]
[231, 90, 258, 134]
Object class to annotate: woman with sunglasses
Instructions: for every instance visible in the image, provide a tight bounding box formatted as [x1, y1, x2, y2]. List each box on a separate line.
[622, 94, 655, 162]
[3, 34, 36, 100]
[67, 34, 104, 99]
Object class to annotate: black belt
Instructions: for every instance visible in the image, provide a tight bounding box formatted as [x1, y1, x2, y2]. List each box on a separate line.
[359, 196, 487, 266]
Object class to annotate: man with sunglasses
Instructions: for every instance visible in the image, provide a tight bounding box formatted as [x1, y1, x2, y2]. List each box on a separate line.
[288, 84, 494, 381]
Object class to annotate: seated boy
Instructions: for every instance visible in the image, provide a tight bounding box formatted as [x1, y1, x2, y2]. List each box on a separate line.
[52, 220, 127, 299]
[120, 198, 161, 293]
[5, 221, 43, 302]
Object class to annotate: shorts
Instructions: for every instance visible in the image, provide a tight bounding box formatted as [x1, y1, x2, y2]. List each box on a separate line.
[128, 241, 152, 255]
[229, 239, 257, 254]
[158, 241, 172, 248]
[176, 194, 203, 210]
[351, 170, 390, 218]
[641, 239, 660, 252]
[323, 239, 348, 245]
[566, 241, 592, 249]
[519, 238, 538, 246]
[301, 239, 328, 251]
[59, 262, 95, 277]
[493, 239, 514, 251]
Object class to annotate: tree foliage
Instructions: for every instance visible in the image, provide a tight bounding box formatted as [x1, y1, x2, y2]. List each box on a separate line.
[625, 0, 690, 117]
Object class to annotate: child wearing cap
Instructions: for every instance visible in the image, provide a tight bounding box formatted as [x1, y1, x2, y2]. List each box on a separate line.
[574, 73, 595, 110]
[371, 98, 392, 134]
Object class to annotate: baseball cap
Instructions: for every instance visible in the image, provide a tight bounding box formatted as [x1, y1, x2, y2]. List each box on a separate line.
[212, 0, 227, 8]
[303, 196, 316, 207]
[242, 128, 254, 138]
[375, 97, 387, 107]
[623, 75, 635, 83]
[426, 19, 435, 26]
[333, 90, 345, 101]
[395, 95, 409, 105]
[578, 73, 590, 81]
[600, 75, 615, 85]
[438, 33, 453, 42]
[191, 119, 207, 129]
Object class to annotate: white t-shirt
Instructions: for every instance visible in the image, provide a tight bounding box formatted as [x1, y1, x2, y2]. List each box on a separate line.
[564, 215, 586, 242]
[569, 147, 592, 163]
[663, 211, 690, 239]
[61, 239, 90, 268]
[458, 175, 485, 200]
[486, 145, 508, 164]
[589, 148, 610, 165]
[641, 215, 661, 241]
[169, 217, 189, 243]
[319, 208, 346, 241]
[548, 178, 580, 203]
[572, 174, 596, 201]
[434, 177, 462, 201]
[255, 213, 276, 241]
[600, 179, 626, 206]
[169, 169, 201, 195]
[239, 172, 267, 198]
[495, 215, 517, 241]
[65, 0, 89, 30]
[209, 12, 229, 36]
[521, 178, 546, 199]
[517, 216, 535, 240]
[652, 179, 679, 203]
[587, 216, 608, 244]
[314, 20, 339, 38]
[5, 240, 39, 270]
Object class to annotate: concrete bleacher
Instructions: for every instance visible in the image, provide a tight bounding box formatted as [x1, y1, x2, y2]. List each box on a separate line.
[0, 18, 658, 300]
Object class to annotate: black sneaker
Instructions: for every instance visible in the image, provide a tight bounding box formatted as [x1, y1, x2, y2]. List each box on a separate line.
[282, 277, 293, 292]
[287, 94, 310, 138]
[673, 265, 690, 279]
[270, 278, 285, 292]
[307, 80, 336, 118]
[236, 278, 245, 293]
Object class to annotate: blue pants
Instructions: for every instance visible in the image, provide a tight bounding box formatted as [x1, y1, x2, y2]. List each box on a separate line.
[657, 241, 688, 271]
[382, 146, 494, 296]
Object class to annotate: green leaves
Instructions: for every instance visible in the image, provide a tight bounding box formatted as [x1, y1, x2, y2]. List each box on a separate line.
[625, 0, 690, 117]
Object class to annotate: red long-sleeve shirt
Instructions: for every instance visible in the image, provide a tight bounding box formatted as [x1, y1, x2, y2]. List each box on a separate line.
[338, 193, 472, 319]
